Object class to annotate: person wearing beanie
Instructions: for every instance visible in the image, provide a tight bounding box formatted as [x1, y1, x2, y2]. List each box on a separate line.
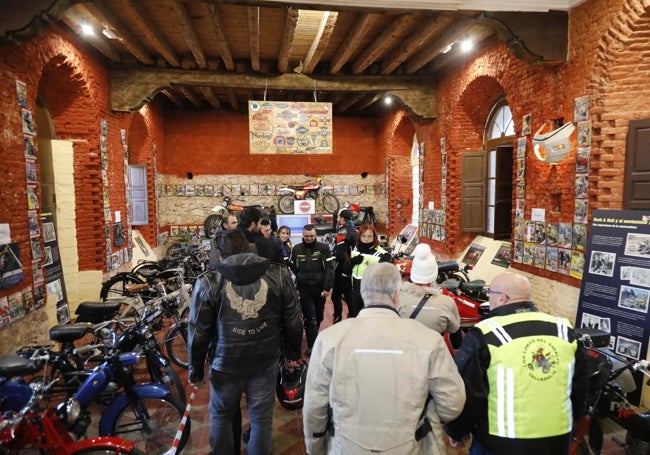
[397, 243, 461, 341]
[349, 225, 391, 317]
[331, 210, 359, 323]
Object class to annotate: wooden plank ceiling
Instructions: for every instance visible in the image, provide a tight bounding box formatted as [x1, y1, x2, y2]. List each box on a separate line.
[2, 0, 571, 118]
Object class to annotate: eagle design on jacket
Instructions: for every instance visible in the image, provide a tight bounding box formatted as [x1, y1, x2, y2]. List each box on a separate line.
[225, 280, 268, 319]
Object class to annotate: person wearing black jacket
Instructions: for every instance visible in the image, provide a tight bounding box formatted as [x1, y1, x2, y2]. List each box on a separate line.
[290, 224, 335, 355]
[444, 272, 588, 455]
[188, 230, 303, 455]
[331, 210, 358, 323]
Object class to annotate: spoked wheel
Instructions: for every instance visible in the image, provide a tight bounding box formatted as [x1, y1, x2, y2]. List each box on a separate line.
[165, 242, 186, 259]
[164, 320, 189, 369]
[321, 193, 340, 214]
[146, 359, 187, 405]
[278, 195, 295, 214]
[100, 273, 144, 300]
[109, 396, 190, 453]
[204, 213, 223, 237]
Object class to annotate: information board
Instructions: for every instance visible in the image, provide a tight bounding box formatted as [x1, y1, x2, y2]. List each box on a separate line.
[576, 209, 650, 403]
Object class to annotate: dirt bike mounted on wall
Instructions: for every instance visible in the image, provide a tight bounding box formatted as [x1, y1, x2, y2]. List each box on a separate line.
[204, 196, 267, 237]
[277, 176, 340, 214]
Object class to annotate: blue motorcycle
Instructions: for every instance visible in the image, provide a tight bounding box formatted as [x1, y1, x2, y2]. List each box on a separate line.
[20, 341, 191, 454]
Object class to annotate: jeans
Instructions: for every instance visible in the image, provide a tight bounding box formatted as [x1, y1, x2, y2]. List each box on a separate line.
[209, 362, 277, 455]
[470, 440, 496, 455]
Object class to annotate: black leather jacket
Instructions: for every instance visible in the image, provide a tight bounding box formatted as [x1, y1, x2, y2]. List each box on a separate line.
[188, 252, 303, 382]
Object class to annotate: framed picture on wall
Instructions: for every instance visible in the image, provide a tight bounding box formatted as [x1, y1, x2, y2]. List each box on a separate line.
[113, 222, 126, 247]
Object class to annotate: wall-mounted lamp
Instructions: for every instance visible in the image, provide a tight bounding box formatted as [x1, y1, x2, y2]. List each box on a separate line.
[532, 121, 575, 164]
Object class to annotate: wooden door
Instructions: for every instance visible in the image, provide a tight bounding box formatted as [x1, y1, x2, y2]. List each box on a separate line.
[624, 119, 650, 209]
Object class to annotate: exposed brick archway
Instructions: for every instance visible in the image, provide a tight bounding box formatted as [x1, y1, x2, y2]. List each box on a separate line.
[37, 54, 104, 271]
[588, 1, 650, 212]
[384, 110, 417, 237]
[445, 75, 507, 255]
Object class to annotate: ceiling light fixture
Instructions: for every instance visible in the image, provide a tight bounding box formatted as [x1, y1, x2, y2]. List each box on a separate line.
[441, 44, 453, 54]
[80, 23, 94, 36]
[384, 96, 392, 105]
[460, 38, 473, 52]
[102, 28, 118, 39]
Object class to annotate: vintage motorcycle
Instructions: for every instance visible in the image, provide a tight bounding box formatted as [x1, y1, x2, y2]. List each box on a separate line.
[204, 196, 266, 237]
[277, 176, 340, 214]
[571, 329, 650, 455]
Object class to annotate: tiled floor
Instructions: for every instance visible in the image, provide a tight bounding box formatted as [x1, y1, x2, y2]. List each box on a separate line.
[174, 300, 626, 455]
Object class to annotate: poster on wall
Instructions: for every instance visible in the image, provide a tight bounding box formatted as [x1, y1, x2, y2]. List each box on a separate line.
[40, 209, 69, 323]
[576, 209, 650, 404]
[248, 100, 332, 154]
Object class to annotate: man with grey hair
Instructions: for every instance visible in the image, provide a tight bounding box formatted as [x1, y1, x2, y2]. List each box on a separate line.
[303, 262, 465, 454]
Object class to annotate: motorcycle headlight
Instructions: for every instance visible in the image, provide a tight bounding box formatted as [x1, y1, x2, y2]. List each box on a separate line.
[63, 398, 81, 422]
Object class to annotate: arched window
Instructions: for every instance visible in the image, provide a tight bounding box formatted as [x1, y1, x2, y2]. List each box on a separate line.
[485, 98, 514, 239]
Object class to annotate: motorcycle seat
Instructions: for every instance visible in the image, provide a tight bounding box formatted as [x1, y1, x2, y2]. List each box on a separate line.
[437, 261, 460, 274]
[459, 280, 487, 292]
[0, 354, 42, 377]
[49, 323, 95, 342]
[74, 301, 122, 324]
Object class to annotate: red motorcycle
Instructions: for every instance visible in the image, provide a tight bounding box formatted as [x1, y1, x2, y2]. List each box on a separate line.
[277, 176, 340, 214]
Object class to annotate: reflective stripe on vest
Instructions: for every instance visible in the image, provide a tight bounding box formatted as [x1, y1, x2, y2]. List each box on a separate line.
[476, 312, 576, 439]
[351, 247, 387, 280]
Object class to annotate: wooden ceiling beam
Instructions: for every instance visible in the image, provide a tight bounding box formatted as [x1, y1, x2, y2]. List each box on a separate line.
[227, 88, 240, 110]
[81, 2, 153, 65]
[351, 14, 414, 75]
[169, 0, 208, 69]
[60, 14, 122, 61]
[160, 88, 185, 108]
[302, 11, 338, 74]
[277, 7, 300, 73]
[199, 86, 222, 109]
[123, 0, 180, 67]
[177, 86, 203, 108]
[111, 66, 437, 117]
[354, 93, 382, 112]
[337, 93, 363, 112]
[204, 3, 235, 71]
[405, 18, 473, 73]
[380, 14, 452, 75]
[329, 13, 380, 75]
[247, 6, 260, 72]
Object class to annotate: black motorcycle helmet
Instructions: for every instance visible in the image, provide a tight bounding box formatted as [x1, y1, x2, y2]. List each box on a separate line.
[276, 358, 308, 410]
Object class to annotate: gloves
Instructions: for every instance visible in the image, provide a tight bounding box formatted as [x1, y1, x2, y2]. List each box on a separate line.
[189, 367, 204, 386]
[350, 255, 364, 266]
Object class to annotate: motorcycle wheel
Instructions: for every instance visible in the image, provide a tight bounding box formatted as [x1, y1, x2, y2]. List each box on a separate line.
[109, 395, 190, 453]
[164, 320, 189, 369]
[278, 195, 295, 214]
[100, 273, 144, 300]
[321, 193, 340, 214]
[146, 358, 187, 405]
[204, 213, 223, 238]
[72, 446, 147, 455]
[626, 430, 650, 455]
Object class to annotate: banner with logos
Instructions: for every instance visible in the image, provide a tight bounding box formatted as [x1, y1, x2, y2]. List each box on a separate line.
[248, 101, 332, 154]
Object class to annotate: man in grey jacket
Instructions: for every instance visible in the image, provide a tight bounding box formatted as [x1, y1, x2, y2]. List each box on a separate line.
[188, 230, 303, 455]
[303, 262, 465, 454]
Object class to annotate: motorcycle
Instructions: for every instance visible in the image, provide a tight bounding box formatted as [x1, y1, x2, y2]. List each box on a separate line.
[277, 176, 340, 214]
[0, 354, 142, 455]
[204, 196, 267, 237]
[571, 329, 650, 455]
